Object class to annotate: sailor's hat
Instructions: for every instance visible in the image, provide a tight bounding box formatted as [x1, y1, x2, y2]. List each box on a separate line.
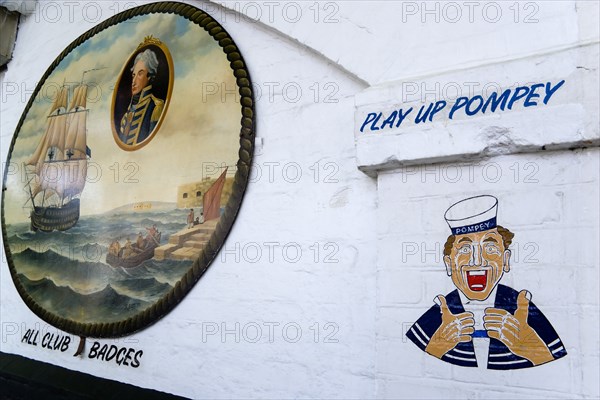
[444, 195, 498, 235]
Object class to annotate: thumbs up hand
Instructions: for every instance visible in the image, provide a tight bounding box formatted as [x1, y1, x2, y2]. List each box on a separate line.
[483, 290, 553, 365]
[425, 295, 475, 359]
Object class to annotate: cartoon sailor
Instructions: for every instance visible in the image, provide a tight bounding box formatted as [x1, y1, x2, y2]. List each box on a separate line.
[406, 195, 566, 369]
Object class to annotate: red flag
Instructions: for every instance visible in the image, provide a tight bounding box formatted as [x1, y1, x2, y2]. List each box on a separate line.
[203, 167, 228, 221]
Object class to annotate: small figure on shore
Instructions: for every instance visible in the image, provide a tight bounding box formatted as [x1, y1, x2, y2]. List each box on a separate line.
[187, 208, 195, 229]
[193, 213, 204, 226]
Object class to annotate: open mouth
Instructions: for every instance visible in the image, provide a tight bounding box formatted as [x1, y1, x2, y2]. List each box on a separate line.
[466, 270, 487, 291]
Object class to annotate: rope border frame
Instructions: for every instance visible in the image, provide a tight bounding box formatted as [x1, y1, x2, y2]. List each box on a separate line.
[1, 1, 255, 338]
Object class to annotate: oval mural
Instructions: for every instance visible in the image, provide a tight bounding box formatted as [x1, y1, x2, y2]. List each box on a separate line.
[111, 36, 174, 151]
[1, 2, 254, 337]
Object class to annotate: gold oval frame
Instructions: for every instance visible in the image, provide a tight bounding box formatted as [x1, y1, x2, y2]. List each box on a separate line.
[2, 1, 255, 338]
[111, 36, 175, 151]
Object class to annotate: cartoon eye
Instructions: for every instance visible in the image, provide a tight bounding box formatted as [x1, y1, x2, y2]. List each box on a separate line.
[485, 244, 499, 254]
[458, 245, 471, 254]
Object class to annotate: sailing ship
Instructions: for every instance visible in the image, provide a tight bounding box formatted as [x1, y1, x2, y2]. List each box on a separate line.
[24, 81, 91, 232]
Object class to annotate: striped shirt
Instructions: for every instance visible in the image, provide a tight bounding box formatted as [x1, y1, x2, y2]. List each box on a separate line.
[406, 285, 566, 369]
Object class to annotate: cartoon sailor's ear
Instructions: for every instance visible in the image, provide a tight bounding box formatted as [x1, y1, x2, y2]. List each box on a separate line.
[443, 255, 452, 276]
[503, 249, 511, 273]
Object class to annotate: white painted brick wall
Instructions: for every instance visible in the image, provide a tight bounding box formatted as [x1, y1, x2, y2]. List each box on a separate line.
[376, 150, 599, 398]
[1, 1, 598, 399]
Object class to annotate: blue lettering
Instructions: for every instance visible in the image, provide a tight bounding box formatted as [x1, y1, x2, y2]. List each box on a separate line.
[380, 111, 397, 130]
[507, 86, 530, 110]
[359, 81, 564, 134]
[449, 97, 468, 119]
[543, 79, 565, 105]
[482, 89, 510, 113]
[524, 83, 544, 107]
[371, 112, 383, 131]
[415, 103, 434, 124]
[429, 100, 447, 121]
[466, 95, 484, 116]
[396, 107, 413, 127]
[453, 221, 495, 235]
[360, 113, 377, 133]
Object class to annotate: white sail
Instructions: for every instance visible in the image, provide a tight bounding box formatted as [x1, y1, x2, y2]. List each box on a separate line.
[69, 85, 87, 110]
[63, 84, 88, 198]
[65, 85, 87, 156]
[27, 86, 69, 169]
[27, 123, 54, 168]
[31, 180, 57, 202]
[26, 84, 89, 205]
[30, 176, 42, 198]
[44, 87, 68, 161]
[39, 161, 65, 198]
[62, 159, 87, 198]
[36, 157, 88, 200]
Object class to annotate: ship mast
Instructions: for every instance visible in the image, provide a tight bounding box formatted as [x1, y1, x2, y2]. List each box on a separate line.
[23, 164, 36, 208]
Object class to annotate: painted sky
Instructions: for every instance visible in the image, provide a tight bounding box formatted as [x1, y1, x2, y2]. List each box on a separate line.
[5, 13, 241, 224]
